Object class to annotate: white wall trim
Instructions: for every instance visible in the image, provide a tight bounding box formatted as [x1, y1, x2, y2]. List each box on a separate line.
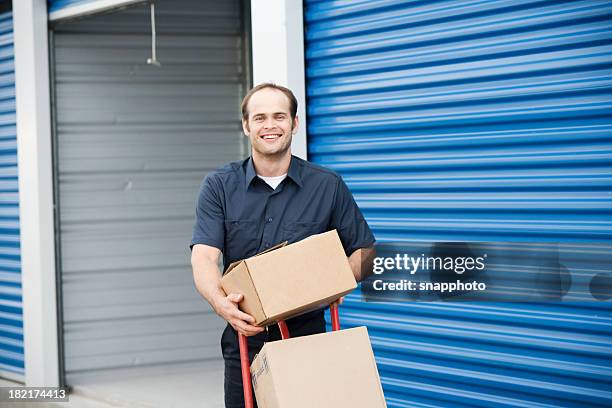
[14, 0, 60, 387]
[48, 0, 145, 22]
[251, 0, 308, 159]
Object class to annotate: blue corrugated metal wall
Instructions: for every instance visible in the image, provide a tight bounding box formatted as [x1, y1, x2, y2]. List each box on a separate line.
[0, 8, 23, 380]
[306, 1, 612, 407]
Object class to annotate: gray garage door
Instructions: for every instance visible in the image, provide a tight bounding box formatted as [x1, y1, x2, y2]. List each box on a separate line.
[51, 0, 247, 382]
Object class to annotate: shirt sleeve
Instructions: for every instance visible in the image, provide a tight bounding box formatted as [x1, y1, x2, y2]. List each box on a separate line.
[190, 174, 225, 251]
[330, 176, 375, 255]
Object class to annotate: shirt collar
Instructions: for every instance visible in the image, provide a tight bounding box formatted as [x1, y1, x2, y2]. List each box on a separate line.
[245, 155, 303, 190]
[287, 156, 303, 188]
[245, 157, 258, 189]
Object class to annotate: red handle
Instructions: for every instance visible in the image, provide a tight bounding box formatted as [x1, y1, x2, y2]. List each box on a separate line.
[330, 302, 341, 331]
[278, 320, 290, 339]
[238, 333, 254, 408]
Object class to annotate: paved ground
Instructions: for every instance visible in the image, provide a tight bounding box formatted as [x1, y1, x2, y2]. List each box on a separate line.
[1, 359, 225, 408]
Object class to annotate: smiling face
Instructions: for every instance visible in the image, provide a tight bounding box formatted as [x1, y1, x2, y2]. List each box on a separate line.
[242, 87, 298, 159]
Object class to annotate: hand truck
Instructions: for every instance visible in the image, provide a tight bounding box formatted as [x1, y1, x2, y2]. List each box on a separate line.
[238, 303, 342, 408]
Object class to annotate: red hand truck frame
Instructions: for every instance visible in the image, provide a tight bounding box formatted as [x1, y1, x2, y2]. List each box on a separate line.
[238, 303, 342, 408]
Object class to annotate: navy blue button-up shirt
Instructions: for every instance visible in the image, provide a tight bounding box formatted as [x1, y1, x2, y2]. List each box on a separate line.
[191, 155, 375, 362]
[191, 155, 375, 270]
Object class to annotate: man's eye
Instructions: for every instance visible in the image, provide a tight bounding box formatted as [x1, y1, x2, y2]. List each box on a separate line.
[254, 117, 264, 121]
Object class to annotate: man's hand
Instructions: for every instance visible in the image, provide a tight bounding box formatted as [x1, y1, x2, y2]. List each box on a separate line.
[215, 293, 264, 337]
[348, 246, 376, 282]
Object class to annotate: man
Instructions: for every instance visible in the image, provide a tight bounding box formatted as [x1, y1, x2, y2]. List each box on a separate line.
[190, 83, 375, 407]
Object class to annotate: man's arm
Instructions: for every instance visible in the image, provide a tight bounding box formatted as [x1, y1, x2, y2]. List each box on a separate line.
[329, 176, 376, 282]
[348, 246, 376, 282]
[191, 244, 264, 337]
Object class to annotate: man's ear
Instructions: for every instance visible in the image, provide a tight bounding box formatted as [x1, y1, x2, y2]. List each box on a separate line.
[242, 118, 250, 136]
[292, 115, 299, 134]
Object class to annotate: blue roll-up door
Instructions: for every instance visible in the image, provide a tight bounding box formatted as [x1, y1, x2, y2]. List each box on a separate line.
[305, 1, 612, 407]
[0, 8, 23, 381]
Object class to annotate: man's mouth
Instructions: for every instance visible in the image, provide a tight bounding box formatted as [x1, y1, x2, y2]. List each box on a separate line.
[260, 134, 281, 141]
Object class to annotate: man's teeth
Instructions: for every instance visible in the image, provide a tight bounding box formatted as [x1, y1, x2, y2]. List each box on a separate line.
[262, 135, 280, 139]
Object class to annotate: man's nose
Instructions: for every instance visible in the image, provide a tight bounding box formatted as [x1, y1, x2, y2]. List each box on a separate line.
[263, 117, 276, 128]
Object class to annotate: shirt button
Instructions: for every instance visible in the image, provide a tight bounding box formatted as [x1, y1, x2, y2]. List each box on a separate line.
[267, 217, 273, 223]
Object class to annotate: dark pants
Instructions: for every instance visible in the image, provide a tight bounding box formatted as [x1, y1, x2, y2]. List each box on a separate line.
[222, 310, 326, 408]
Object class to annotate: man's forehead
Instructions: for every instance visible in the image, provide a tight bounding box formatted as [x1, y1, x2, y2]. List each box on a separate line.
[247, 88, 291, 115]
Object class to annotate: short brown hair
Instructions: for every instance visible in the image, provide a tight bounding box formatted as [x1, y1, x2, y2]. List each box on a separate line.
[241, 83, 298, 121]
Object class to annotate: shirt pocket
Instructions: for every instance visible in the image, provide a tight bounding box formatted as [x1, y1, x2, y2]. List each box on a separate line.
[224, 220, 260, 259]
[282, 220, 327, 244]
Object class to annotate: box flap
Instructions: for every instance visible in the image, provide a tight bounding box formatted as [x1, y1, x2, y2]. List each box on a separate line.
[223, 241, 288, 276]
[255, 241, 288, 257]
[223, 259, 242, 276]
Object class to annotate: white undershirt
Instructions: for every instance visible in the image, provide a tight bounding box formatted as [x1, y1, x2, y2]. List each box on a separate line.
[258, 173, 287, 189]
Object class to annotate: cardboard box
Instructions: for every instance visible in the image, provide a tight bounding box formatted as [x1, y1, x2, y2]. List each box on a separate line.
[220, 230, 357, 326]
[250, 326, 387, 408]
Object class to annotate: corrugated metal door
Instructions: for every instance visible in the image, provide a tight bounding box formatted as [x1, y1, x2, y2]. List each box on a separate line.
[52, 0, 246, 382]
[0, 7, 24, 382]
[305, 1, 612, 407]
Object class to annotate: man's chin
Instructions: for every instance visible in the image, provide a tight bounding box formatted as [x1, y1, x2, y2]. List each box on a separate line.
[254, 145, 291, 158]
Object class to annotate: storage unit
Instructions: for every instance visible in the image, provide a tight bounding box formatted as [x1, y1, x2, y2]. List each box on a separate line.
[0, 5, 24, 382]
[51, 0, 248, 384]
[304, 1, 612, 407]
